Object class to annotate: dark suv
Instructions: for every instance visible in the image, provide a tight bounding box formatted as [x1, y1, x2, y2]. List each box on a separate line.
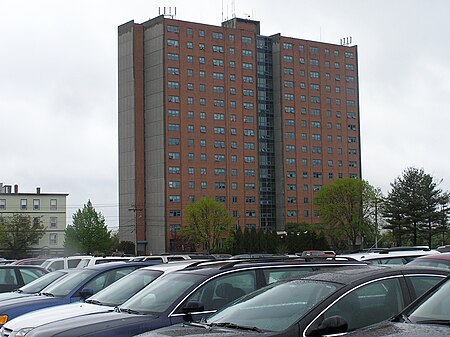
[23, 258, 364, 337]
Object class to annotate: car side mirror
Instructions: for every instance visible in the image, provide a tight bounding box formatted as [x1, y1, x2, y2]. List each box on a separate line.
[80, 288, 94, 299]
[309, 315, 348, 336]
[182, 300, 205, 322]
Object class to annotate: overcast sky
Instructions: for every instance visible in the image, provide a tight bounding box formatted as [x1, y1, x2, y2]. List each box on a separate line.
[1, 0, 450, 231]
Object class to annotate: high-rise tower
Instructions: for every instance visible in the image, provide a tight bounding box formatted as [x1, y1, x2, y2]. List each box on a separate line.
[118, 16, 360, 254]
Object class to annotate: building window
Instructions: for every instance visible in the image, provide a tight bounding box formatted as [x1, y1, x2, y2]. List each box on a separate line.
[170, 224, 181, 232]
[50, 199, 57, 210]
[168, 181, 181, 189]
[49, 217, 57, 228]
[168, 138, 180, 146]
[242, 36, 252, 44]
[169, 195, 181, 202]
[33, 199, 40, 210]
[169, 210, 181, 217]
[20, 199, 27, 210]
[167, 39, 179, 47]
[0, 199, 6, 210]
[49, 233, 57, 245]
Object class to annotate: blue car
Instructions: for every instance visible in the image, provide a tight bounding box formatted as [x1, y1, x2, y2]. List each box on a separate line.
[0, 270, 76, 303]
[0, 261, 156, 327]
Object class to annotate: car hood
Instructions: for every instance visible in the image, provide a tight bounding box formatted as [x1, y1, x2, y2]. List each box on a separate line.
[25, 311, 162, 337]
[0, 295, 65, 312]
[347, 321, 450, 337]
[0, 292, 34, 302]
[3, 302, 113, 332]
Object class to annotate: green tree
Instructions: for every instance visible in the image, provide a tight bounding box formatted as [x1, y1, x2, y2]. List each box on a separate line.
[0, 214, 46, 258]
[314, 178, 377, 250]
[383, 167, 442, 246]
[181, 196, 234, 253]
[64, 200, 115, 255]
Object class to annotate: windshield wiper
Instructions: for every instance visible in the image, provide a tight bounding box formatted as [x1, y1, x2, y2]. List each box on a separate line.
[40, 292, 54, 297]
[118, 307, 144, 315]
[209, 322, 263, 332]
[84, 299, 104, 305]
[416, 319, 450, 326]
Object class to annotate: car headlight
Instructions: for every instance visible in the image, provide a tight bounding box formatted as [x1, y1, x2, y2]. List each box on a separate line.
[0, 315, 8, 325]
[15, 327, 34, 337]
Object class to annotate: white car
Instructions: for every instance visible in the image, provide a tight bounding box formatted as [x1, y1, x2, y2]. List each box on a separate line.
[338, 247, 439, 265]
[0, 260, 203, 337]
[40, 256, 92, 271]
[75, 256, 131, 268]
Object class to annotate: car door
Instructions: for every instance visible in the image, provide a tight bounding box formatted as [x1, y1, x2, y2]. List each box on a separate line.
[170, 270, 257, 324]
[304, 276, 406, 335]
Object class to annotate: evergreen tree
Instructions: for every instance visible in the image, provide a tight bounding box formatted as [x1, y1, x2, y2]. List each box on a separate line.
[64, 200, 114, 255]
[383, 168, 442, 246]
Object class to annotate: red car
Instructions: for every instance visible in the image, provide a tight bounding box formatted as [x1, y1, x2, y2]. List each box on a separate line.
[407, 252, 450, 269]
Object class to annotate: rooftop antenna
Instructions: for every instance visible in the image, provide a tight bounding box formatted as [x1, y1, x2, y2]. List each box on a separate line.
[159, 6, 177, 19]
[232, 0, 236, 18]
[340, 36, 352, 46]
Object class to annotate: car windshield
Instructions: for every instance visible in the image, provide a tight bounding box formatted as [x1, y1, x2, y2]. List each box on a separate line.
[207, 279, 339, 332]
[405, 278, 450, 324]
[19, 270, 67, 294]
[119, 272, 204, 314]
[87, 269, 163, 306]
[41, 270, 96, 297]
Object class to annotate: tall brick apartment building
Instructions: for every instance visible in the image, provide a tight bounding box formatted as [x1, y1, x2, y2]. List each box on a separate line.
[118, 15, 361, 254]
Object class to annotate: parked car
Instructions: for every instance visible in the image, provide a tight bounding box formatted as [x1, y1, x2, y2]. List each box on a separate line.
[134, 265, 450, 337]
[15, 259, 370, 337]
[129, 254, 215, 263]
[0, 269, 76, 302]
[344, 274, 450, 336]
[40, 256, 92, 271]
[10, 258, 47, 266]
[338, 246, 439, 265]
[0, 261, 17, 265]
[436, 245, 450, 253]
[0, 266, 48, 293]
[75, 256, 131, 268]
[407, 252, 450, 269]
[300, 250, 335, 257]
[0, 260, 207, 337]
[0, 261, 155, 327]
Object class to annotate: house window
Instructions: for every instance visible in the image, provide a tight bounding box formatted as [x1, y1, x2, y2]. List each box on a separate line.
[49, 233, 58, 245]
[33, 199, 40, 210]
[50, 217, 57, 228]
[0, 199, 5, 210]
[20, 199, 27, 210]
[50, 199, 57, 210]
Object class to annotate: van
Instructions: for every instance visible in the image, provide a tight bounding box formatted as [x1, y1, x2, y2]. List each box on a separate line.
[41, 256, 92, 271]
[76, 256, 131, 268]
